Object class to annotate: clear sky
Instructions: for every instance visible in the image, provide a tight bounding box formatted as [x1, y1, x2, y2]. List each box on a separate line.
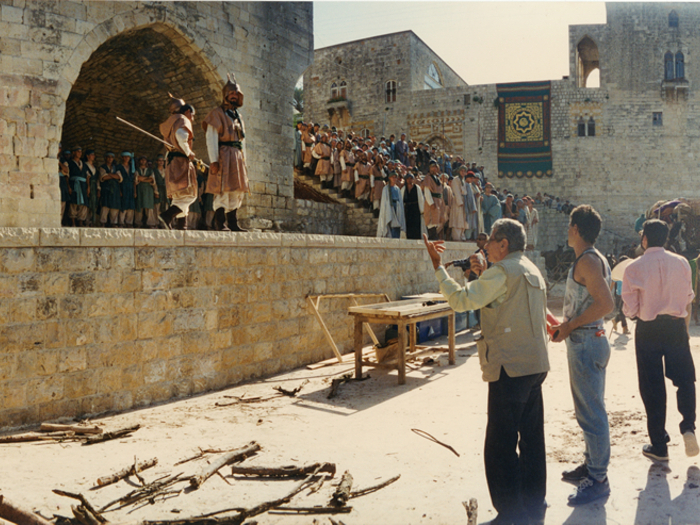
[313, 1, 607, 86]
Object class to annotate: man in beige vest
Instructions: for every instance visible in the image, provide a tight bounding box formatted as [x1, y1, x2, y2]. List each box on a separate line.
[424, 218, 549, 525]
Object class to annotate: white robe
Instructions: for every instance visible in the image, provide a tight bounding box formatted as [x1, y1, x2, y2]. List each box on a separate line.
[377, 184, 406, 238]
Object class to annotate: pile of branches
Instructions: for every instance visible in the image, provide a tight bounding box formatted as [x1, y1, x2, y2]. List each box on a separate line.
[0, 423, 140, 446]
[1, 441, 399, 525]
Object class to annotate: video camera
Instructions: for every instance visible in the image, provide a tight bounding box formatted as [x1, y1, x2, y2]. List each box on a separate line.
[449, 258, 471, 271]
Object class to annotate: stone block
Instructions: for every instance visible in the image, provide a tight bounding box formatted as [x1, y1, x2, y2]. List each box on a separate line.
[237, 231, 282, 247]
[134, 229, 185, 247]
[0, 227, 39, 247]
[81, 228, 134, 247]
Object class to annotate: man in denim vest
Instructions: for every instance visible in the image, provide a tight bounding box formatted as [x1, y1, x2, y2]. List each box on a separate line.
[424, 218, 549, 525]
[552, 205, 614, 506]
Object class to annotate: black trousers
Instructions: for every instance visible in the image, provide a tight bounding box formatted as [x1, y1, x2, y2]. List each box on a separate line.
[485, 367, 548, 522]
[635, 316, 696, 449]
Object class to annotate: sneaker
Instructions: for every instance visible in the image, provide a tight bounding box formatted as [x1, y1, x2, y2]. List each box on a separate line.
[683, 431, 700, 457]
[567, 476, 610, 506]
[562, 463, 589, 483]
[642, 443, 669, 461]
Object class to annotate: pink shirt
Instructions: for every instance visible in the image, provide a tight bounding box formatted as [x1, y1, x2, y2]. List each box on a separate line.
[621, 247, 694, 321]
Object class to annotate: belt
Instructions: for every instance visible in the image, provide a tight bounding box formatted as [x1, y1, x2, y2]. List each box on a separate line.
[346, 162, 355, 167]
[431, 192, 443, 199]
[167, 151, 187, 161]
[358, 175, 370, 180]
[640, 314, 683, 323]
[322, 156, 330, 160]
[220, 141, 242, 149]
[304, 142, 314, 146]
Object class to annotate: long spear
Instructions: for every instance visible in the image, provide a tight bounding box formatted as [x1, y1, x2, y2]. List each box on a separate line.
[116, 116, 209, 169]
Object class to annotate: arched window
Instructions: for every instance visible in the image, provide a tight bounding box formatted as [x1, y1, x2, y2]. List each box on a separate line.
[577, 117, 586, 137]
[665, 52, 675, 80]
[669, 10, 679, 28]
[676, 52, 685, 79]
[360, 128, 370, 138]
[339, 81, 347, 99]
[385, 80, 397, 103]
[576, 37, 600, 88]
[587, 117, 596, 137]
[330, 82, 338, 99]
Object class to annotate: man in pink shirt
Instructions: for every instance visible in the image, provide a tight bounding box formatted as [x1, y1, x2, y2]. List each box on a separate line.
[622, 219, 698, 461]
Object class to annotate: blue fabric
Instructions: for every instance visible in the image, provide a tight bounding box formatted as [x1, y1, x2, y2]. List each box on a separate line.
[566, 329, 611, 482]
[116, 164, 136, 211]
[389, 227, 401, 239]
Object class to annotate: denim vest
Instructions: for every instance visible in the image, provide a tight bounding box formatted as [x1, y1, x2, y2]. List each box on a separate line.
[563, 247, 611, 330]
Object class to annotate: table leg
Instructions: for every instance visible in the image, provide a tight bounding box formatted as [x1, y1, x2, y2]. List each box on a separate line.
[409, 322, 416, 355]
[354, 317, 363, 379]
[448, 312, 456, 365]
[397, 321, 406, 385]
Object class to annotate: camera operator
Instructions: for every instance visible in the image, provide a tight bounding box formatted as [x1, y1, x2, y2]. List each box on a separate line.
[423, 219, 549, 524]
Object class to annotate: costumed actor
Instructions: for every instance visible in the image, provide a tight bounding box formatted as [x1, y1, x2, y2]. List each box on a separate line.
[158, 94, 198, 230]
[203, 73, 250, 232]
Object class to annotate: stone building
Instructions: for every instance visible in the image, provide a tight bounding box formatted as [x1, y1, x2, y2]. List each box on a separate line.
[306, 3, 700, 247]
[303, 30, 469, 153]
[0, 1, 313, 230]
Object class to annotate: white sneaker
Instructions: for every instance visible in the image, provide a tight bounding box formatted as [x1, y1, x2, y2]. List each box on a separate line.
[683, 431, 699, 457]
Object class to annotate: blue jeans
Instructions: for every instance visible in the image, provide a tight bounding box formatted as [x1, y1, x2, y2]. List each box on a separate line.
[389, 227, 401, 239]
[566, 328, 611, 482]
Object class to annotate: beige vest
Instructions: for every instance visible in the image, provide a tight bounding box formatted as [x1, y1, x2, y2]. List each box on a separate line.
[478, 251, 549, 382]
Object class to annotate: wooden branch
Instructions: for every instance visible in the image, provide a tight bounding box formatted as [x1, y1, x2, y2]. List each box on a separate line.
[273, 379, 309, 397]
[189, 442, 260, 489]
[349, 475, 400, 499]
[0, 517, 17, 525]
[71, 506, 98, 525]
[215, 395, 282, 407]
[270, 506, 352, 515]
[174, 448, 236, 466]
[40, 424, 102, 435]
[83, 425, 141, 446]
[329, 470, 353, 507]
[94, 458, 158, 488]
[99, 473, 185, 512]
[0, 432, 77, 444]
[327, 374, 352, 399]
[0, 495, 55, 525]
[52, 491, 106, 523]
[230, 462, 335, 478]
[463, 498, 478, 525]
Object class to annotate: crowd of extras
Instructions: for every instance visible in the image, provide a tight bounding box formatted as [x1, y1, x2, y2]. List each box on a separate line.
[294, 122, 575, 241]
[57, 145, 215, 230]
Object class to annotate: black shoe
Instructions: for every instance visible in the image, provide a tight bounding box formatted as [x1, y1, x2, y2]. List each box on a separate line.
[643, 444, 669, 461]
[158, 205, 182, 230]
[373, 209, 380, 219]
[226, 209, 247, 232]
[562, 463, 589, 484]
[212, 207, 227, 231]
[173, 217, 187, 230]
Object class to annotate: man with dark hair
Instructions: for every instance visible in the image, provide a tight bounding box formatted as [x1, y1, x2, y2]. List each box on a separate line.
[552, 204, 614, 506]
[622, 219, 698, 461]
[424, 218, 549, 525]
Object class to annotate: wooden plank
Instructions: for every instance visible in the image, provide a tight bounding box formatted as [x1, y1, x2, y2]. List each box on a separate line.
[409, 322, 416, 354]
[306, 296, 343, 363]
[354, 318, 363, 380]
[308, 293, 386, 300]
[306, 347, 374, 370]
[350, 297, 380, 348]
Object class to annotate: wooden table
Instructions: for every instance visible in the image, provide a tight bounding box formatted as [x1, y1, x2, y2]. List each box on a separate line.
[348, 297, 456, 385]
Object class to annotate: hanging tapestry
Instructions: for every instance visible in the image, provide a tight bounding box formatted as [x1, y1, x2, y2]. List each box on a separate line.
[497, 81, 552, 178]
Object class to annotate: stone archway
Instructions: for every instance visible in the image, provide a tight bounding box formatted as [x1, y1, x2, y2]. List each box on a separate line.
[423, 134, 455, 155]
[61, 22, 222, 161]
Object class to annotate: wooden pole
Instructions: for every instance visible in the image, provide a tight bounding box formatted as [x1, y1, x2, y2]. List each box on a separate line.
[397, 321, 406, 385]
[306, 296, 343, 362]
[448, 311, 456, 365]
[354, 318, 363, 380]
[350, 297, 380, 347]
[189, 442, 260, 489]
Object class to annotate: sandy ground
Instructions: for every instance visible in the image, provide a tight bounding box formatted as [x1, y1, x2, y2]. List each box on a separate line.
[2, 305, 700, 525]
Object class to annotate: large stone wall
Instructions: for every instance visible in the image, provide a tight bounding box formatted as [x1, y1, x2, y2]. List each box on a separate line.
[0, 228, 473, 430]
[0, 1, 312, 229]
[304, 31, 468, 143]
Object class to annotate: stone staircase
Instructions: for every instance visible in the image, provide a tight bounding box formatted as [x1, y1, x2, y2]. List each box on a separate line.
[295, 170, 378, 237]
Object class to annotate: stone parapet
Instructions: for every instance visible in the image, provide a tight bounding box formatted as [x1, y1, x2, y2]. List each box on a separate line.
[0, 229, 476, 430]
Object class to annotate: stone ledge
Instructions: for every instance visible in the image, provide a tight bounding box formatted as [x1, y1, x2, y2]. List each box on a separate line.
[135, 229, 184, 247]
[40, 228, 80, 247]
[0, 228, 40, 247]
[81, 228, 135, 247]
